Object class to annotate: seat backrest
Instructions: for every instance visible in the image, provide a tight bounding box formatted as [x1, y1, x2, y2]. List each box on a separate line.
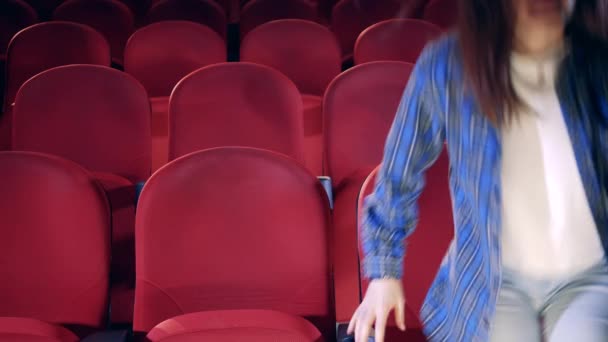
[324, 61, 413, 186]
[4, 22, 110, 111]
[240, 0, 318, 39]
[354, 18, 441, 65]
[423, 0, 458, 31]
[241, 19, 341, 96]
[357, 152, 453, 327]
[53, 0, 135, 64]
[146, 0, 227, 38]
[124, 21, 226, 98]
[331, 0, 414, 60]
[134, 147, 332, 333]
[169, 62, 304, 163]
[0, 0, 37, 54]
[12, 64, 151, 182]
[0, 151, 111, 330]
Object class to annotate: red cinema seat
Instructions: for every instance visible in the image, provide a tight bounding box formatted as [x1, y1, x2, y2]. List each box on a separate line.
[133, 147, 332, 340]
[52, 0, 135, 66]
[331, 0, 416, 62]
[241, 19, 341, 175]
[146, 0, 227, 38]
[240, 0, 318, 39]
[168, 62, 305, 164]
[124, 20, 226, 171]
[12, 64, 151, 325]
[0, 0, 37, 55]
[1, 21, 110, 149]
[323, 61, 413, 323]
[241, 19, 340, 96]
[354, 18, 441, 65]
[4, 22, 110, 111]
[423, 0, 458, 31]
[12, 65, 151, 182]
[0, 151, 111, 340]
[357, 153, 453, 341]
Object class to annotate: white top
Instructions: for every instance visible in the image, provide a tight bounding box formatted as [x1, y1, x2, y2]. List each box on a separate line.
[500, 46, 605, 279]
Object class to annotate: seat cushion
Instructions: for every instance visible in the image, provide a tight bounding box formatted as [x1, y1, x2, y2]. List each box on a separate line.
[0, 317, 78, 342]
[147, 310, 323, 342]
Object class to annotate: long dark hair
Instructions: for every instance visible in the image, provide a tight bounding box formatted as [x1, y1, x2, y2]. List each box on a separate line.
[458, 0, 608, 125]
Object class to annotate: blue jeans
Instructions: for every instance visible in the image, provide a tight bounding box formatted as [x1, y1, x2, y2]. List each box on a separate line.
[489, 262, 608, 341]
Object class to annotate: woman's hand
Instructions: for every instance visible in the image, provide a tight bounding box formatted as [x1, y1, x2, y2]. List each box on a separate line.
[347, 278, 406, 342]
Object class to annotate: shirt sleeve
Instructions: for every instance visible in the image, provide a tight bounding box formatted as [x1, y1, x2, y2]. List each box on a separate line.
[361, 44, 446, 280]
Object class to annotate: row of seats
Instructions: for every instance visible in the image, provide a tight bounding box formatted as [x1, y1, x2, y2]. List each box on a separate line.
[0, 19, 440, 171]
[1, 0, 457, 63]
[3, 18, 439, 99]
[4, 59, 417, 175]
[0, 148, 332, 341]
[1, 146, 453, 342]
[2, 60, 416, 327]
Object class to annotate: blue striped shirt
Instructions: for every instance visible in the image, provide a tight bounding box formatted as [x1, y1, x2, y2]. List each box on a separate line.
[361, 33, 608, 341]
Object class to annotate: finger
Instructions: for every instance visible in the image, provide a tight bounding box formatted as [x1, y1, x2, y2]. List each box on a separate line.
[395, 299, 406, 331]
[355, 313, 375, 342]
[347, 309, 359, 335]
[374, 309, 389, 342]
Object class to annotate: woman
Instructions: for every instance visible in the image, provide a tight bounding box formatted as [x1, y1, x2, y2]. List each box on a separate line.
[348, 0, 608, 341]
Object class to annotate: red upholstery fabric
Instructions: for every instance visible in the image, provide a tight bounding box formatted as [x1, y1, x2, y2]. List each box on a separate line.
[12, 64, 151, 183]
[357, 152, 453, 340]
[0, 151, 111, 331]
[92, 172, 138, 325]
[146, 310, 323, 342]
[0, 56, 7, 150]
[125, 21, 226, 98]
[168, 63, 305, 163]
[423, 0, 458, 31]
[324, 61, 413, 187]
[331, 0, 415, 61]
[0, 0, 37, 55]
[330, 171, 370, 322]
[381, 326, 428, 342]
[323, 61, 413, 321]
[150, 96, 170, 171]
[240, 0, 318, 39]
[354, 19, 442, 65]
[241, 19, 341, 96]
[12, 66, 149, 322]
[146, 0, 227, 38]
[0, 317, 79, 342]
[125, 21, 225, 171]
[302, 94, 323, 175]
[4, 21, 110, 112]
[53, 0, 134, 65]
[133, 147, 332, 336]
